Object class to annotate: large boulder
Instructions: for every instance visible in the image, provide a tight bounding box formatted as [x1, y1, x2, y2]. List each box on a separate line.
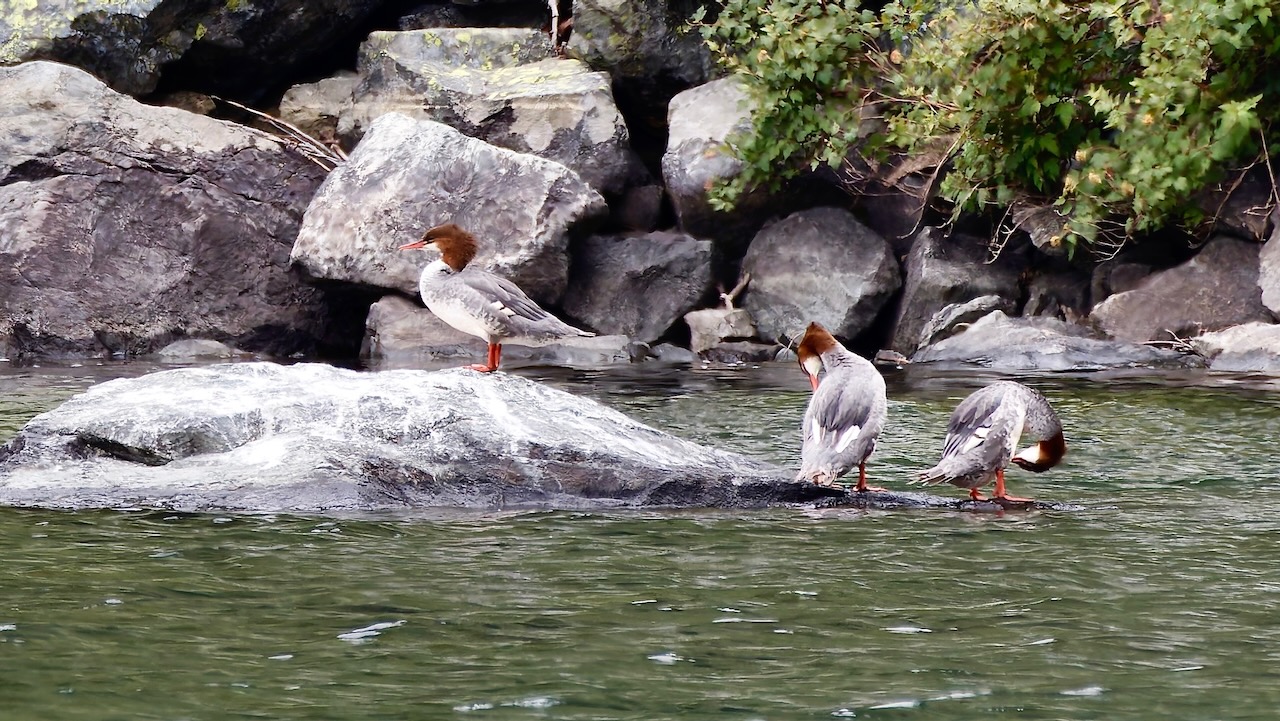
[0, 61, 331, 360]
[0, 362, 838, 512]
[913, 311, 1200, 371]
[567, 0, 714, 121]
[290, 113, 607, 307]
[1194, 165, 1275, 243]
[661, 77, 841, 258]
[684, 307, 756, 354]
[397, 1, 548, 30]
[277, 72, 358, 147]
[1090, 259, 1155, 307]
[1191, 322, 1280, 373]
[1257, 225, 1280, 315]
[740, 208, 901, 343]
[337, 29, 645, 195]
[0, 0, 383, 98]
[1091, 236, 1273, 342]
[562, 231, 714, 343]
[361, 295, 637, 368]
[889, 227, 1024, 356]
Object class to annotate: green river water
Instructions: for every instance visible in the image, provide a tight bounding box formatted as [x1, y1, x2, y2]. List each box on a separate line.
[2, 361, 1279, 720]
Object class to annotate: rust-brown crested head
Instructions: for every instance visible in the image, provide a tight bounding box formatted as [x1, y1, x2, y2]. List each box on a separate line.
[399, 223, 478, 271]
[797, 322, 838, 360]
[796, 322, 838, 381]
[424, 223, 478, 271]
[1011, 430, 1067, 473]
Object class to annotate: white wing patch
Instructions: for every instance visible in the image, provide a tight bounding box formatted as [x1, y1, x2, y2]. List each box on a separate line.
[490, 300, 516, 317]
[835, 425, 862, 452]
[808, 418, 823, 442]
[958, 424, 990, 454]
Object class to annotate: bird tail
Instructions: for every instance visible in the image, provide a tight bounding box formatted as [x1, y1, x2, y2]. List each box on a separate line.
[911, 457, 989, 489]
[909, 471, 944, 487]
[910, 460, 958, 487]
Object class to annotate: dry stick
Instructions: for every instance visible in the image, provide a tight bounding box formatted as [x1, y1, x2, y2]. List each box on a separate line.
[210, 95, 345, 169]
[1259, 125, 1280, 217]
[1143, 330, 1205, 358]
[548, 0, 559, 47]
[990, 203, 1016, 261]
[719, 273, 751, 310]
[906, 132, 964, 240]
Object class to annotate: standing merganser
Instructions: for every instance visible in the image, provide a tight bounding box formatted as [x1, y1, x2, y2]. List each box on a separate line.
[914, 381, 1066, 502]
[795, 322, 888, 491]
[398, 224, 594, 372]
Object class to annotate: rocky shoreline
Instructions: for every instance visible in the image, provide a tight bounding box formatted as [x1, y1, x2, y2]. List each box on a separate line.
[3, 3, 1280, 374]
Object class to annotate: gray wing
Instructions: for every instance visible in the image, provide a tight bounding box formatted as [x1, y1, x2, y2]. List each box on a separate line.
[799, 369, 886, 478]
[939, 382, 1024, 464]
[916, 382, 1026, 487]
[809, 378, 881, 440]
[456, 269, 552, 324]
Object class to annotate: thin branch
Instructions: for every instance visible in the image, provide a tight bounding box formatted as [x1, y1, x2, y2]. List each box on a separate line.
[1143, 329, 1205, 358]
[719, 273, 751, 310]
[1260, 125, 1280, 212]
[549, 0, 560, 48]
[210, 95, 345, 170]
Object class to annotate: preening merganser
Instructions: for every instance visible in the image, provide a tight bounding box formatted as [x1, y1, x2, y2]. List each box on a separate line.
[398, 224, 593, 372]
[795, 322, 888, 491]
[915, 381, 1066, 502]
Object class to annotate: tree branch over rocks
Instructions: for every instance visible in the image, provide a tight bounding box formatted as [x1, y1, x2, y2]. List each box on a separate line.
[212, 95, 346, 171]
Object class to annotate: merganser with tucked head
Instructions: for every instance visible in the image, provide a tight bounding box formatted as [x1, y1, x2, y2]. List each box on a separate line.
[795, 322, 888, 491]
[915, 381, 1066, 502]
[398, 223, 593, 372]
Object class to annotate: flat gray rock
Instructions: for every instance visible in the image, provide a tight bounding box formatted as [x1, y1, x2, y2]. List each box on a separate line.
[0, 362, 811, 513]
[913, 311, 1201, 371]
[0, 362, 1065, 515]
[1192, 321, 1280, 373]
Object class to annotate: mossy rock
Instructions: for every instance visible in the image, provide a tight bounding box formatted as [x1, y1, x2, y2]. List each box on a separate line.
[358, 28, 554, 74]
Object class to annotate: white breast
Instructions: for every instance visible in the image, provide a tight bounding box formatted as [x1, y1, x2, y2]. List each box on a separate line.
[425, 297, 497, 342]
[417, 260, 499, 342]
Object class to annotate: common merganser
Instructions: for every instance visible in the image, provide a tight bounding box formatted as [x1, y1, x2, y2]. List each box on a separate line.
[914, 381, 1066, 502]
[398, 224, 594, 372]
[795, 322, 888, 491]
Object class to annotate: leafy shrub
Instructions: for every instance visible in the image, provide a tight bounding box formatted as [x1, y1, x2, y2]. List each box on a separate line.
[696, 0, 1280, 257]
[690, 0, 882, 206]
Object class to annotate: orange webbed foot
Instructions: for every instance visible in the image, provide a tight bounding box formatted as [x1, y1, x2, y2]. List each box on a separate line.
[464, 363, 498, 373]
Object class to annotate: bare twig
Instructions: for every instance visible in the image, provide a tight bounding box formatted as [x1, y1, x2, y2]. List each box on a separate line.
[1142, 329, 1205, 357]
[210, 95, 345, 170]
[719, 273, 751, 310]
[549, 0, 560, 47]
[1260, 125, 1280, 215]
